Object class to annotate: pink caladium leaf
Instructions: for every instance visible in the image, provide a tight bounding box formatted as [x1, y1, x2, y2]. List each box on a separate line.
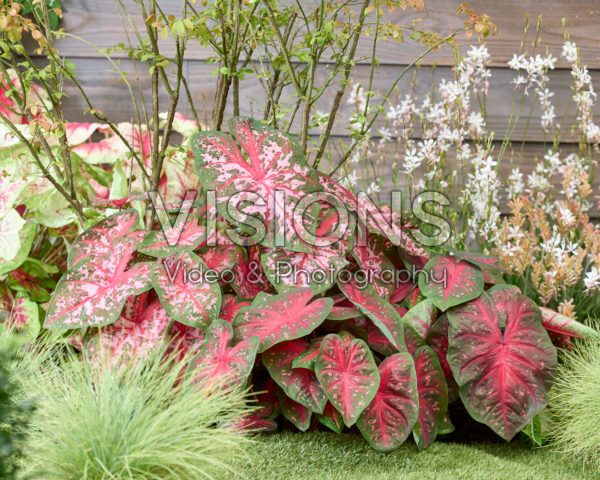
[352, 234, 396, 298]
[487, 284, 521, 328]
[390, 280, 417, 305]
[72, 138, 120, 164]
[425, 315, 459, 403]
[442, 247, 507, 273]
[46, 238, 153, 329]
[447, 292, 557, 441]
[315, 334, 380, 427]
[231, 245, 272, 299]
[412, 345, 448, 450]
[191, 117, 321, 252]
[139, 216, 206, 258]
[401, 299, 437, 339]
[261, 205, 352, 294]
[89, 292, 170, 362]
[418, 255, 484, 311]
[233, 287, 332, 353]
[0, 176, 27, 218]
[338, 280, 405, 351]
[220, 294, 250, 324]
[198, 245, 239, 273]
[346, 316, 396, 357]
[232, 403, 278, 432]
[291, 337, 323, 370]
[357, 353, 419, 452]
[263, 339, 327, 413]
[326, 294, 361, 321]
[151, 251, 222, 329]
[1, 293, 39, 337]
[317, 401, 345, 434]
[277, 388, 312, 431]
[195, 319, 259, 387]
[68, 209, 146, 269]
[540, 307, 600, 340]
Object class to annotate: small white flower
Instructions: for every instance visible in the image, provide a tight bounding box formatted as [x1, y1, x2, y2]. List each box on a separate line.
[584, 266, 600, 291]
[562, 41, 578, 63]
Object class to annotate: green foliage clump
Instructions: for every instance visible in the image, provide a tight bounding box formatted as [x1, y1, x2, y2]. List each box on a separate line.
[549, 338, 600, 472]
[19, 342, 255, 480]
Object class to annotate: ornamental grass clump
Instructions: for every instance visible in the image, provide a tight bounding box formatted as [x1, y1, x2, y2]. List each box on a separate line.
[549, 337, 600, 472]
[19, 341, 255, 480]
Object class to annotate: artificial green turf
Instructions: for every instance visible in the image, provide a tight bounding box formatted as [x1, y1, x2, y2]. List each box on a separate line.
[235, 432, 598, 480]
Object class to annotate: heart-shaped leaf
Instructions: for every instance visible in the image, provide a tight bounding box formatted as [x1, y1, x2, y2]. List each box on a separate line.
[46, 238, 153, 329]
[339, 280, 404, 351]
[195, 319, 258, 387]
[412, 345, 448, 449]
[418, 255, 484, 311]
[540, 307, 600, 340]
[315, 334, 380, 427]
[316, 402, 344, 434]
[291, 337, 323, 370]
[139, 216, 206, 258]
[263, 339, 327, 413]
[401, 299, 437, 338]
[357, 353, 419, 452]
[67, 209, 145, 269]
[151, 251, 222, 328]
[447, 292, 557, 440]
[425, 315, 459, 402]
[346, 316, 396, 356]
[191, 117, 321, 251]
[233, 287, 332, 352]
[220, 294, 250, 323]
[278, 388, 312, 431]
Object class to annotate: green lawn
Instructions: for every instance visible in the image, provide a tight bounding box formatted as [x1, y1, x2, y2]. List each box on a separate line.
[235, 432, 598, 480]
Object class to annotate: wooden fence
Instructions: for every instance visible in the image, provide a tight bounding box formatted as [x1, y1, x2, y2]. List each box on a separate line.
[34, 0, 600, 213]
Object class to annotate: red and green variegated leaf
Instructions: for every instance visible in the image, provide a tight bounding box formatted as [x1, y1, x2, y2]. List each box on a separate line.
[447, 292, 557, 441]
[139, 217, 206, 258]
[439, 413, 455, 435]
[441, 246, 507, 273]
[68, 209, 145, 269]
[231, 245, 272, 299]
[151, 251, 222, 329]
[195, 319, 259, 387]
[357, 353, 418, 452]
[540, 307, 600, 340]
[220, 294, 250, 324]
[403, 324, 426, 355]
[277, 388, 312, 431]
[291, 337, 323, 370]
[425, 315, 459, 402]
[89, 292, 170, 362]
[2, 293, 39, 338]
[352, 234, 396, 298]
[390, 280, 417, 305]
[191, 117, 321, 252]
[263, 339, 327, 413]
[401, 299, 437, 339]
[346, 316, 396, 357]
[327, 295, 361, 321]
[315, 334, 380, 427]
[412, 345, 448, 450]
[488, 284, 521, 328]
[418, 255, 484, 311]
[338, 280, 405, 351]
[198, 245, 239, 273]
[46, 238, 152, 329]
[232, 403, 279, 433]
[233, 287, 332, 353]
[0, 176, 27, 218]
[316, 401, 344, 434]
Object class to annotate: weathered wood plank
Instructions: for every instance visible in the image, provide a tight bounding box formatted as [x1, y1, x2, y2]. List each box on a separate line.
[43, 0, 600, 67]
[58, 57, 598, 143]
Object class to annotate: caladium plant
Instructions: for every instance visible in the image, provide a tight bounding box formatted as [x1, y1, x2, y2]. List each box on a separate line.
[35, 117, 596, 452]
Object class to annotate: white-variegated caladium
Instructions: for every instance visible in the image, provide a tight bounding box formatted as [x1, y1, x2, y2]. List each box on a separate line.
[233, 287, 332, 352]
[46, 238, 153, 329]
[194, 319, 259, 387]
